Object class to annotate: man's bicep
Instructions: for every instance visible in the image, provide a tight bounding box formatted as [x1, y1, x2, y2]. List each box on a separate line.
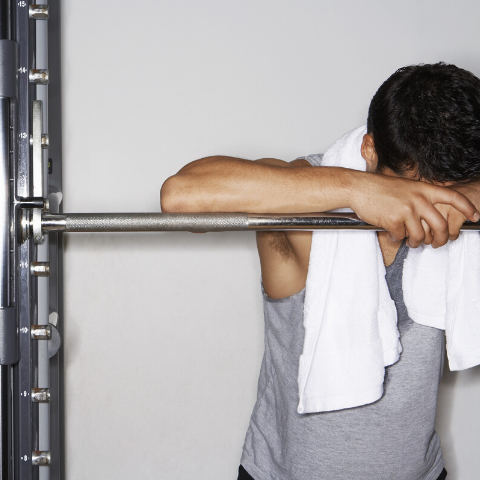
[255, 157, 312, 255]
[255, 159, 313, 298]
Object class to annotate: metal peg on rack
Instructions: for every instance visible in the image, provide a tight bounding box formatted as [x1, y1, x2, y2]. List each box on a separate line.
[28, 5, 49, 20]
[31, 451, 50, 466]
[30, 325, 51, 341]
[29, 69, 49, 84]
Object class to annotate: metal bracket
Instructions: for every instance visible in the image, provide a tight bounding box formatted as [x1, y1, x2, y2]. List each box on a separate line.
[32, 101, 44, 199]
[32, 208, 43, 243]
[20, 208, 31, 244]
[47, 322, 61, 359]
[0, 308, 18, 365]
[18, 197, 48, 209]
[0, 40, 17, 99]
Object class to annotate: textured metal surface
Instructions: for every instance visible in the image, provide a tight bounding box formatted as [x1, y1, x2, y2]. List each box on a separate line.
[39, 211, 480, 233]
[58, 213, 250, 232]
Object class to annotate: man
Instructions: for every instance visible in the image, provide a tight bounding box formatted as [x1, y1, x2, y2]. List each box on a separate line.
[161, 63, 480, 479]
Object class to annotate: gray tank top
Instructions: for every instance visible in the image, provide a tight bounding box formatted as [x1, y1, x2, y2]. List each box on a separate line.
[241, 237, 446, 480]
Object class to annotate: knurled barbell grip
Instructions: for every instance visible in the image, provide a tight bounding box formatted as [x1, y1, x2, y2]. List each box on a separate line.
[41, 213, 250, 232]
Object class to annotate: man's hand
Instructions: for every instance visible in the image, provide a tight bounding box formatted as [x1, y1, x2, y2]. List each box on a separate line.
[350, 173, 480, 248]
[421, 181, 480, 245]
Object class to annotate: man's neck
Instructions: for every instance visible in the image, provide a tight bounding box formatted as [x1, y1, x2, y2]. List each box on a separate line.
[377, 231, 403, 267]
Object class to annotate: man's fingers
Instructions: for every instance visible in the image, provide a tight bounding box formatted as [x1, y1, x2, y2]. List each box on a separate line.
[420, 205, 450, 248]
[404, 217, 425, 248]
[421, 219, 433, 245]
[432, 203, 465, 242]
[387, 224, 406, 242]
[448, 213, 465, 241]
[431, 187, 480, 223]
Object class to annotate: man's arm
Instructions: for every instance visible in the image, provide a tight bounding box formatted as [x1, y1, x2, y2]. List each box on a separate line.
[160, 156, 353, 214]
[160, 155, 479, 247]
[161, 155, 479, 299]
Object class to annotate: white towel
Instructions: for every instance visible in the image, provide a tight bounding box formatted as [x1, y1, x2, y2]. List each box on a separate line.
[298, 125, 480, 414]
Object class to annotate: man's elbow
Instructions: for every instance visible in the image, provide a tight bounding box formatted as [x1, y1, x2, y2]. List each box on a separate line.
[160, 175, 187, 212]
[160, 174, 206, 213]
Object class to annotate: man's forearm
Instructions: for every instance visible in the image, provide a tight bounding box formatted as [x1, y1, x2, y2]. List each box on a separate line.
[160, 155, 358, 214]
[160, 155, 479, 248]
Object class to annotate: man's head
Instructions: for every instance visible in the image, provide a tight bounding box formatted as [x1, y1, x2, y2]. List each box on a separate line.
[362, 62, 480, 183]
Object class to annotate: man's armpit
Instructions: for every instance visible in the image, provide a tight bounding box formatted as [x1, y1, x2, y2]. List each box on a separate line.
[257, 231, 295, 260]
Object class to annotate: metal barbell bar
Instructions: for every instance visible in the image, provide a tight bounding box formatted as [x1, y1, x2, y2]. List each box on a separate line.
[19, 211, 480, 241]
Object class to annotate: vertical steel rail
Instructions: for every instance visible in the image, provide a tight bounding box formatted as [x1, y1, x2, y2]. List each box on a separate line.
[45, 1, 64, 477]
[14, 1, 37, 478]
[0, 1, 9, 470]
[0, 98, 10, 480]
[0, 1, 12, 478]
[34, 4, 49, 479]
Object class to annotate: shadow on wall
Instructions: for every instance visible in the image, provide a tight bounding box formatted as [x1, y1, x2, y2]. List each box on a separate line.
[437, 359, 480, 478]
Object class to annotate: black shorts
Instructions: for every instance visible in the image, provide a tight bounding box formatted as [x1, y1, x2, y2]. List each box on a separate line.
[238, 465, 448, 480]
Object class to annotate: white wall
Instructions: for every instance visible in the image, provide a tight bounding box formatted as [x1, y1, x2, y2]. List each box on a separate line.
[62, 1, 480, 478]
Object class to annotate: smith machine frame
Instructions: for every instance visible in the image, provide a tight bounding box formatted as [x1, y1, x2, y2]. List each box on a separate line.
[0, 1, 479, 479]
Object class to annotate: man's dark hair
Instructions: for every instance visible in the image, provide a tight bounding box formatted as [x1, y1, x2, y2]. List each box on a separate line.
[367, 62, 480, 183]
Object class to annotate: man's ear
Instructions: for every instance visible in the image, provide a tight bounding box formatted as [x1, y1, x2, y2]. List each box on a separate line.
[361, 134, 378, 173]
